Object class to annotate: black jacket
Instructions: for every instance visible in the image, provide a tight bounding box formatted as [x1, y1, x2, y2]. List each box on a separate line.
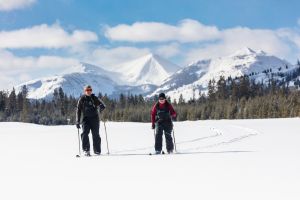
[76, 94, 106, 123]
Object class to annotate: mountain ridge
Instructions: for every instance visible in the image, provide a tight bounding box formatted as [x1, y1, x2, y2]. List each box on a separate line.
[148, 48, 298, 100]
[14, 48, 300, 100]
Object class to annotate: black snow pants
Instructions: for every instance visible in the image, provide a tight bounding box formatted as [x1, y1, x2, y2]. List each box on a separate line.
[81, 116, 101, 153]
[155, 121, 174, 152]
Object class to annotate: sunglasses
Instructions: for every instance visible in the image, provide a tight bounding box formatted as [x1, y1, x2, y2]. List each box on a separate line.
[85, 89, 92, 92]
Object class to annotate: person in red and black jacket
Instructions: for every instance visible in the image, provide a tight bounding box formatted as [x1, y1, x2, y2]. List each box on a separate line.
[151, 93, 177, 154]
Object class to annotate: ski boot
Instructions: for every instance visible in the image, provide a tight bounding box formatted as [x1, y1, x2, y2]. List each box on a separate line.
[167, 150, 174, 154]
[83, 151, 91, 157]
[155, 151, 161, 154]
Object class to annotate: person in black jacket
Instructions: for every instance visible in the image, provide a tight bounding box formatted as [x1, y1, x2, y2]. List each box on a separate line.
[76, 85, 106, 156]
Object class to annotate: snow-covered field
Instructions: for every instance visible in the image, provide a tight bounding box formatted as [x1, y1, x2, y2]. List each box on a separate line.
[0, 118, 299, 200]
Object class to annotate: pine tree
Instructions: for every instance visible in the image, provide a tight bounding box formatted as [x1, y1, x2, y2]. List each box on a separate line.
[0, 91, 6, 112]
[240, 76, 250, 99]
[178, 94, 185, 105]
[208, 79, 216, 101]
[7, 88, 17, 116]
[216, 76, 227, 99]
[20, 86, 29, 122]
[119, 93, 126, 109]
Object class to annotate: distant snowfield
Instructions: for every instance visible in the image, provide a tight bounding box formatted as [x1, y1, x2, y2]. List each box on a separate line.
[0, 118, 299, 200]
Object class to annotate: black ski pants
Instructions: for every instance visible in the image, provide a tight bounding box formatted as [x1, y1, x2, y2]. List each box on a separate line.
[81, 116, 101, 153]
[155, 121, 174, 152]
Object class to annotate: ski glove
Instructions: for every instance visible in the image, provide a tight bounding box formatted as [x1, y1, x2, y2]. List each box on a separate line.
[152, 124, 155, 129]
[76, 123, 81, 129]
[99, 104, 106, 113]
[171, 114, 177, 121]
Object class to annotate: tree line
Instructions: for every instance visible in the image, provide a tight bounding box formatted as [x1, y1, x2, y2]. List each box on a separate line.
[0, 75, 300, 125]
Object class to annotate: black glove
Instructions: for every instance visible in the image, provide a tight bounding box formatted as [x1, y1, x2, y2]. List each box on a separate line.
[152, 124, 155, 129]
[91, 93, 95, 97]
[76, 123, 81, 129]
[171, 115, 177, 121]
[99, 104, 106, 112]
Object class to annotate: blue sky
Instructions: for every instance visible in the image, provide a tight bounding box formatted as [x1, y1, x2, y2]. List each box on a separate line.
[0, 0, 300, 89]
[1, 0, 300, 30]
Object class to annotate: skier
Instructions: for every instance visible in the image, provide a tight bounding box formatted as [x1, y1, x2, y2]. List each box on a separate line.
[151, 93, 177, 154]
[76, 85, 106, 156]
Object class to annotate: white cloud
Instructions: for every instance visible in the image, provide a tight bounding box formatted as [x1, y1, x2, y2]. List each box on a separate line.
[86, 46, 150, 68]
[184, 26, 299, 64]
[277, 28, 300, 48]
[103, 19, 300, 65]
[104, 19, 220, 43]
[0, 50, 79, 89]
[0, 23, 98, 49]
[0, 73, 32, 90]
[154, 43, 181, 58]
[0, 50, 79, 70]
[0, 74, 15, 90]
[0, 0, 36, 11]
[0, 46, 151, 89]
[2, 19, 300, 89]
[104, 19, 300, 64]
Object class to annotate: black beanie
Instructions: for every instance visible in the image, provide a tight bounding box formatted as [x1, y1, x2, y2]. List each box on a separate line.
[158, 93, 166, 99]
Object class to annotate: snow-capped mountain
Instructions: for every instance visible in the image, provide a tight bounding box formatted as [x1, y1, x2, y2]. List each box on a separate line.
[197, 47, 292, 85]
[112, 53, 181, 86]
[149, 48, 297, 101]
[15, 62, 119, 99]
[15, 53, 180, 99]
[15, 48, 299, 101]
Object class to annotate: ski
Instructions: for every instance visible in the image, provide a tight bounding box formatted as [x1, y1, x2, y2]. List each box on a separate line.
[149, 151, 166, 155]
[76, 151, 209, 157]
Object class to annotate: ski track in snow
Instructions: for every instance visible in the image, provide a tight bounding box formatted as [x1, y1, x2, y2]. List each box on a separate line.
[179, 124, 259, 152]
[111, 126, 222, 154]
[176, 127, 221, 145]
[110, 125, 259, 154]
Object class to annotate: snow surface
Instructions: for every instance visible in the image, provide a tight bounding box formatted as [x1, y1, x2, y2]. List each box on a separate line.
[0, 118, 300, 200]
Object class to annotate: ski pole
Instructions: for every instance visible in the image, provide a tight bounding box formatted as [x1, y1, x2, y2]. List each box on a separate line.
[103, 120, 110, 154]
[172, 127, 177, 152]
[76, 128, 81, 157]
[153, 128, 157, 149]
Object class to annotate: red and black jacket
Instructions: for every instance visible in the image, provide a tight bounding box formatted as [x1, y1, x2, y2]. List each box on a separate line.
[151, 101, 176, 126]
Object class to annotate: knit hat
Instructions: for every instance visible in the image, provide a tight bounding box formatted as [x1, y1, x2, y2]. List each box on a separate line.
[84, 85, 92, 90]
[158, 93, 166, 99]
